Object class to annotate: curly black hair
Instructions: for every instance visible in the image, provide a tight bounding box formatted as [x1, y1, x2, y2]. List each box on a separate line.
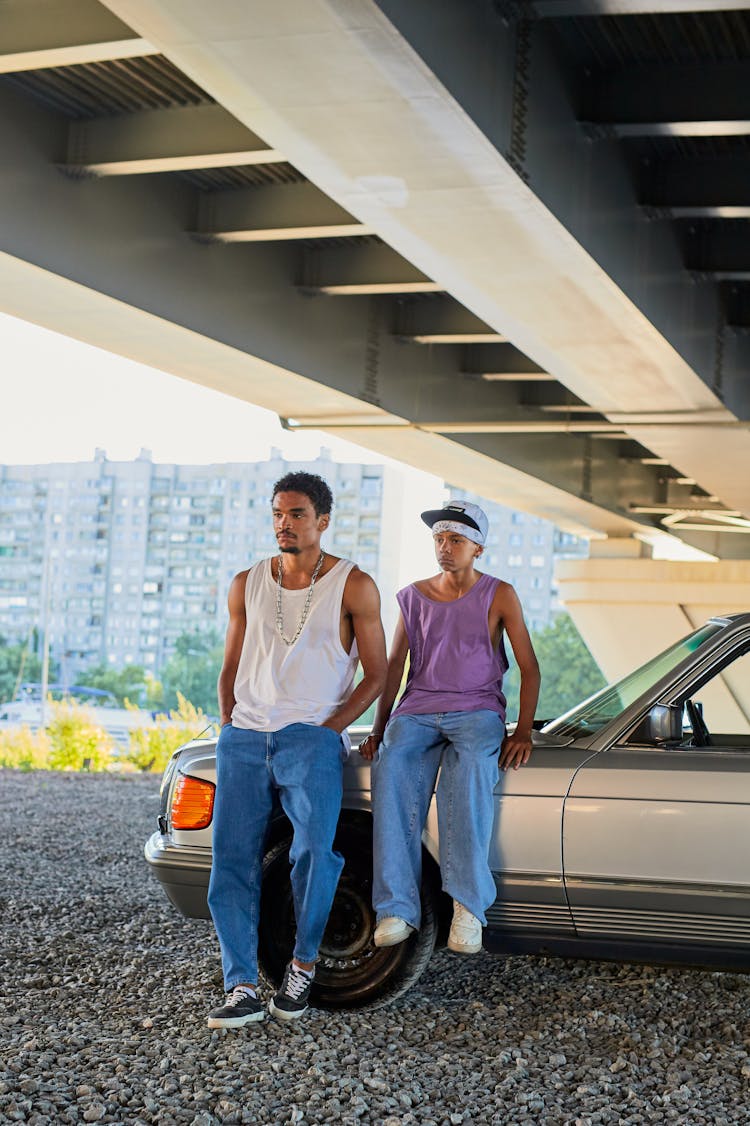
[272, 472, 334, 517]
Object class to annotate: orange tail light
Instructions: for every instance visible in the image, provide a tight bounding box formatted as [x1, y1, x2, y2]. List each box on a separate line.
[171, 774, 215, 830]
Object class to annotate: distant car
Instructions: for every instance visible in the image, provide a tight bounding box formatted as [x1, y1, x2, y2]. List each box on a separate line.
[145, 613, 750, 1008]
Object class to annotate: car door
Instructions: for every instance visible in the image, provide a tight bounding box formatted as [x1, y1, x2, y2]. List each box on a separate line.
[477, 740, 594, 937]
[563, 647, 750, 956]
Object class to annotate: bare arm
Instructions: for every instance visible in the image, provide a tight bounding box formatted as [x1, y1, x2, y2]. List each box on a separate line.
[321, 570, 387, 734]
[217, 570, 248, 726]
[359, 613, 410, 761]
[496, 584, 540, 770]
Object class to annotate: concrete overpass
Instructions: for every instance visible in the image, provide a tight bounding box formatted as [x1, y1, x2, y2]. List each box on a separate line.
[3, 0, 750, 674]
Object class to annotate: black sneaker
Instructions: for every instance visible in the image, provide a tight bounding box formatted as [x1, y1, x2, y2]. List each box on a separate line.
[268, 962, 314, 1022]
[207, 986, 264, 1029]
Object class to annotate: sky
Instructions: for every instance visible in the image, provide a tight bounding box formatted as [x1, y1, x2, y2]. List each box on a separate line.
[0, 311, 401, 468]
[0, 311, 443, 584]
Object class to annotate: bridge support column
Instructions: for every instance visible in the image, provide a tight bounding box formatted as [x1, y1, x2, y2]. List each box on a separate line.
[555, 544, 750, 681]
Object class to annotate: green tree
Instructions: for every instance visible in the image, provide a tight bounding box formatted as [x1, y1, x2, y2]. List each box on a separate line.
[143, 673, 165, 711]
[161, 628, 224, 715]
[0, 636, 49, 704]
[76, 662, 150, 707]
[504, 612, 605, 725]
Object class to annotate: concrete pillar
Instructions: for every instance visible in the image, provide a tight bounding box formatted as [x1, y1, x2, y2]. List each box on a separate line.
[555, 550, 750, 683]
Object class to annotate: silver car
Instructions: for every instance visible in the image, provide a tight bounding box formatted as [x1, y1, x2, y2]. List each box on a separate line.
[145, 612, 750, 1008]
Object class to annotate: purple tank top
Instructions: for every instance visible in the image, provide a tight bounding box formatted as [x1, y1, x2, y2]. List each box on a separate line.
[393, 572, 508, 720]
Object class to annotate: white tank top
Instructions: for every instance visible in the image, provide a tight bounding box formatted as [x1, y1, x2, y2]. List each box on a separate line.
[231, 557, 359, 733]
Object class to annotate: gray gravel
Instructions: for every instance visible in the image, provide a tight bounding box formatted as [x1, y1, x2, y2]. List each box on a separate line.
[2, 770, 750, 1126]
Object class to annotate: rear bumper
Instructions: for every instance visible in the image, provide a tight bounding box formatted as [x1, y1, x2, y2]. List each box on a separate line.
[144, 831, 212, 920]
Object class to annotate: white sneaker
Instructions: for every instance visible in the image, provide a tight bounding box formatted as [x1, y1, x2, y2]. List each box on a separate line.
[374, 916, 415, 947]
[447, 901, 482, 954]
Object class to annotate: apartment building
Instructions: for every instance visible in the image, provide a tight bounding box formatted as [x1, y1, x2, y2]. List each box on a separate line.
[0, 451, 586, 686]
[0, 449, 405, 683]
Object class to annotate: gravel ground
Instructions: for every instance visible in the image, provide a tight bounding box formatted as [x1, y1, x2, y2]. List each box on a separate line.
[2, 770, 750, 1125]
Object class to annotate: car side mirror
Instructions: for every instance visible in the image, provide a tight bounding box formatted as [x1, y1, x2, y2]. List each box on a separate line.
[629, 703, 683, 746]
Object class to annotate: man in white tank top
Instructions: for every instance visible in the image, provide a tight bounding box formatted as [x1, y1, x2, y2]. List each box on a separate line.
[206, 472, 387, 1028]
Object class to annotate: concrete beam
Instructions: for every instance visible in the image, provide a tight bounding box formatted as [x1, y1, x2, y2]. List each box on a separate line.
[0, 81, 661, 542]
[641, 153, 750, 218]
[64, 104, 284, 176]
[607, 121, 750, 139]
[421, 420, 624, 434]
[585, 120, 747, 140]
[682, 222, 750, 279]
[196, 182, 373, 243]
[298, 242, 440, 294]
[95, 0, 750, 523]
[479, 371, 553, 381]
[462, 343, 550, 381]
[394, 297, 505, 345]
[0, 0, 156, 72]
[582, 62, 750, 132]
[532, 1, 750, 13]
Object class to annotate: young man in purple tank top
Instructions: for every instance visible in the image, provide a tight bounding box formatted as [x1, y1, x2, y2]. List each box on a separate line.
[360, 500, 540, 954]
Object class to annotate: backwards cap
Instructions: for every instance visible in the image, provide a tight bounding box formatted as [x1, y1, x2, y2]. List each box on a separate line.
[420, 501, 489, 547]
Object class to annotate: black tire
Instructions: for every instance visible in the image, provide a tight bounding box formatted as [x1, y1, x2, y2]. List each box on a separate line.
[258, 817, 438, 1009]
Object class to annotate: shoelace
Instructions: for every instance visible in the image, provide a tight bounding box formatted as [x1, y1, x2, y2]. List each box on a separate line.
[284, 966, 312, 1000]
[226, 987, 255, 1007]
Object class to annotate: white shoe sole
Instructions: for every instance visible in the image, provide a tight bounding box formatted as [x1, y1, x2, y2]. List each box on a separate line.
[268, 998, 308, 1021]
[207, 1010, 265, 1028]
[447, 937, 482, 954]
[374, 926, 414, 947]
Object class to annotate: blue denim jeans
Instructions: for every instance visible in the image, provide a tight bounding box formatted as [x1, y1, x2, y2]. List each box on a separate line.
[207, 722, 346, 990]
[372, 710, 503, 928]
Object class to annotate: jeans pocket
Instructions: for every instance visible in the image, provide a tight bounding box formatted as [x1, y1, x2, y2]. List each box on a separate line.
[217, 722, 234, 749]
[300, 722, 343, 751]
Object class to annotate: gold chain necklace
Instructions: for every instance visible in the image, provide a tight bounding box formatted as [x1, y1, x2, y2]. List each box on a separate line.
[275, 552, 325, 645]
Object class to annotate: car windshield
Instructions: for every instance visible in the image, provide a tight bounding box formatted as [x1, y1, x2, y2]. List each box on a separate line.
[542, 621, 725, 739]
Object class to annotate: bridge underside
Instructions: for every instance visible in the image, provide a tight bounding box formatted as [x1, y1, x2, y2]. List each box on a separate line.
[2, 0, 750, 564]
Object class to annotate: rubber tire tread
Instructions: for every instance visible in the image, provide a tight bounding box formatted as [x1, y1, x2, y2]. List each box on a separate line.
[258, 820, 438, 1010]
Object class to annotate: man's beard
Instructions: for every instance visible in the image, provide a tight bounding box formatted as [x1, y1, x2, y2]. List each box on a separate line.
[279, 544, 300, 554]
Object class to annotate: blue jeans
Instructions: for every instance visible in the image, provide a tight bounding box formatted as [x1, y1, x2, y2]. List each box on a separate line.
[207, 722, 346, 990]
[372, 710, 503, 928]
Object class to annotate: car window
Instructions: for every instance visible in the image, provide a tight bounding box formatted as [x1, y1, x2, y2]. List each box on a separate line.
[680, 648, 750, 745]
[543, 622, 724, 739]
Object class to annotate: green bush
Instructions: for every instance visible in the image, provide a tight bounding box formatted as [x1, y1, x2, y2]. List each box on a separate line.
[0, 724, 51, 770]
[46, 700, 115, 771]
[126, 693, 215, 773]
[0, 694, 213, 774]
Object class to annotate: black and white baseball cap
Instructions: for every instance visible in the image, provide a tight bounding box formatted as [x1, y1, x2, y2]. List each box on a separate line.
[420, 501, 489, 546]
